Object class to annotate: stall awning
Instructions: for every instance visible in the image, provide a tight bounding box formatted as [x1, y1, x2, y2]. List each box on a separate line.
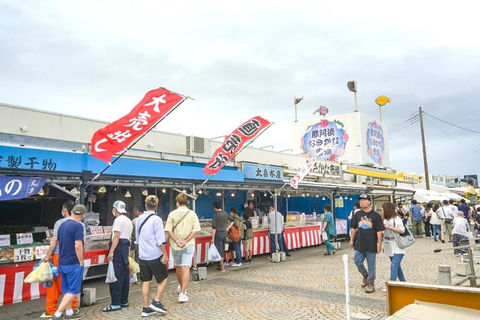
[347, 166, 401, 180]
[413, 189, 449, 203]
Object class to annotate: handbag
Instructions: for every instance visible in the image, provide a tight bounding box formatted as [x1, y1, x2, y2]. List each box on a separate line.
[442, 207, 453, 223]
[228, 226, 241, 242]
[393, 220, 415, 249]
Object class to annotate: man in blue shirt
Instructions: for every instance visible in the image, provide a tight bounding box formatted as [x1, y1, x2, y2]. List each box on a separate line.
[410, 200, 423, 238]
[52, 204, 86, 320]
[458, 199, 472, 222]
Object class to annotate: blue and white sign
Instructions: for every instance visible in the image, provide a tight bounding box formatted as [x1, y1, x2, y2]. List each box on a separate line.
[0, 176, 47, 201]
[243, 163, 283, 181]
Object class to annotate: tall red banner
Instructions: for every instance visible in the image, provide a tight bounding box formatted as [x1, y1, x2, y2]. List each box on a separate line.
[204, 116, 271, 175]
[90, 88, 184, 163]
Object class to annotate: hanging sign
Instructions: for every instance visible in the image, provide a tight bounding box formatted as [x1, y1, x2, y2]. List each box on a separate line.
[0, 177, 47, 201]
[301, 119, 348, 161]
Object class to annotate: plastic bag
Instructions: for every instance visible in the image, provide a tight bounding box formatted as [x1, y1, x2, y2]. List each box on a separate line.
[24, 261, 54, 283]
[207, 244, 222, 262]
[105, 261, 117, 283]
[321, 231, 328, 241]
[128, 256, 140, 274]
[129, 273, 138, 284]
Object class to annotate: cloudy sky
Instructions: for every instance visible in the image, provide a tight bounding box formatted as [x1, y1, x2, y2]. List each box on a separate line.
[1, 1, 479, 179]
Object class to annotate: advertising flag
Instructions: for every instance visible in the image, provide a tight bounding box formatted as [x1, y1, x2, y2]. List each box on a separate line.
[90, 88, 185, 163]
[289, 149, 324, 189]
[204, 116, 271, 175]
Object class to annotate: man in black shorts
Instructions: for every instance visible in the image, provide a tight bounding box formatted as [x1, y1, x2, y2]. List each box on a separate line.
[135, 195, 169, 317]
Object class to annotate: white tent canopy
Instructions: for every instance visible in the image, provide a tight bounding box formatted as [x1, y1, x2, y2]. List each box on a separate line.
[413, 189, 449, 203]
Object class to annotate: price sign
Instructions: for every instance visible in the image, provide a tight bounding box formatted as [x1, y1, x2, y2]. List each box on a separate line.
[103, 226, 112, 234]
[14, 247, 34, 262]
[89, 226, 104, 235]
[16, 232, 33, 245]
[35, 245, 49, 259]
[0, 234, 11, 246]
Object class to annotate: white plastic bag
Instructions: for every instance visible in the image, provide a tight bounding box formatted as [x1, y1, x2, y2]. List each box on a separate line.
[105, 261, 117, 283]
[207, 244, 222, 262]
[322, 231, 328, 241]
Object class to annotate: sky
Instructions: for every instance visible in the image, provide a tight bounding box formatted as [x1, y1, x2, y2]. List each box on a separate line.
[1, 1, 479, 179]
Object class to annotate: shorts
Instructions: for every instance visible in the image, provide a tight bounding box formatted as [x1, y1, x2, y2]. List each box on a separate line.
[243, 238, 253, 252]
[59, 264, 84, 295]
[171, 245, 195, 267]
[139, 256, 169, 283]
[214, 234, 227, 257]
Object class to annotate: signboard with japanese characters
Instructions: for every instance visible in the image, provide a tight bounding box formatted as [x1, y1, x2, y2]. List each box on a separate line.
[204, 116, 271, 175]
[366, 121, 385, 165]
[0, 234, 11, 246]
[14, 247, 34, 262]
[310, 160, 340, 177]
[16, 232, 33, 245]
[301, 119, 348, 161]
[89, 226, 104, 235]
[243, 163, 283, 181]
[0, 176, 47, 201]
[90, 87, 186, 163]
[35, 245, 49, 259]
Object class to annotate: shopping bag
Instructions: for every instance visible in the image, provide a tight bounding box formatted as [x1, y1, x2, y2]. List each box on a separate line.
[321, 231, 328, 241]
[24, 261, 54, 283]
[105, 261, 117, 283]
[129, 273, 138, 284]
[128, 256, 140, 274]
[207, 244, 222, 262]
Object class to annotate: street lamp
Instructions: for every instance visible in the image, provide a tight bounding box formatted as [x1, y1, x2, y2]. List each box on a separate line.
[347, 81, 358, 112]
[294, 96, 304, 122]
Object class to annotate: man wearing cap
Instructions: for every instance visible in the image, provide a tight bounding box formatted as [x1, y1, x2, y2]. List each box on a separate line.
[102, 201, 133, 312]
[51, 204, 87, 320]
[349, 194, 384, 293]
[409, 200, 423, 238]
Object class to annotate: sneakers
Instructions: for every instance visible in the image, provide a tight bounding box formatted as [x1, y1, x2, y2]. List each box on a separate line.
[365, 282, 375, 293]
[41, 311, 53, 318]
[141, 307, 157, 317]
[64, 313, 84, 320]
[231, 262, 242, 267]
[442, 239, 445, 243]
[149, 300, 167, 314]
[178, 292, 189, 303]
[247, 259, 252, 264]
[361, 275, 368, 288]
[177, 284, 187, 295]
[51, 315, 62, 320]
[224, 261, 232, 266]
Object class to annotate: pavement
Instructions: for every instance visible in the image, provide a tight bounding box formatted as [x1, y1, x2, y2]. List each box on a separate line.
[2, 236, 477, 320]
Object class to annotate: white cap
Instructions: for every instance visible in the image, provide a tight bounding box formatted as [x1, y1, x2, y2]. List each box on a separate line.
[113, 200, 127, 214]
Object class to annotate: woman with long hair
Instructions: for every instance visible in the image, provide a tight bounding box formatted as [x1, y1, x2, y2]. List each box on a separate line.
[382, 202, 406, 282]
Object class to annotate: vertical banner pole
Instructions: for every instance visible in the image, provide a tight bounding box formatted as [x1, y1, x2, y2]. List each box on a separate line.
[343, 254, 351, 320]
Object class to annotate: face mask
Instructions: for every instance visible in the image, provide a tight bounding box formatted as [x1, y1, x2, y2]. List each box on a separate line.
[112, 209, 116, 217]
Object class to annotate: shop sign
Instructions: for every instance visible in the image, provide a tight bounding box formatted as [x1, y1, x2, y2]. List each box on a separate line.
[0, 152, 58, 171]
[16, 232, 33, 245]
[301, 119, 348, 161]
[103, 226, 112, 234]
[0, 177, 47, 201]
[0, 234, 10, 246]
[430, 174, 446, 186]
[89, 226, 104, 235]
[335, 197, 344, 208]
[14, 247, 34, 262]
[399, 173, 420, 184]
[366, 121, 385, 165]
[310, 160, 340, 177]
[35, 245, 49, 259]
[243, 163, 283, 181]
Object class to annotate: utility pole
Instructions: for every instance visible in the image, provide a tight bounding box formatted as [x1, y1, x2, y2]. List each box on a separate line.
[419, 107, 430, 190]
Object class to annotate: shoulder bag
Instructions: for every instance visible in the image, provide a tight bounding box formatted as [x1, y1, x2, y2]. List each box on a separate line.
[165, 210, 191, 243]
[442, 207, 453, 224]
[392, 219, 415, 249]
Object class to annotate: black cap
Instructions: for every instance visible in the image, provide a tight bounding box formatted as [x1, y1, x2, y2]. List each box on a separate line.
[358, 194, 371, 201]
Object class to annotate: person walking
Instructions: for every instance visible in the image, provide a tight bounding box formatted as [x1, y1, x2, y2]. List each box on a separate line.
[452, 211, 470, 255]
[430, 203, 442, 242]
[321, 204, 337, 255]
[41, 200, 80, 318]
[438, 200, 454, 242]
[397, 202, 409, 227]
[51, 204, 87, 320]
[409, 200, 423, 238]
[349, 194, 384, 293]
[268, 205, 285, 257]
[102, 201, 133, 312]
[136, 195, 169, 317]
[165, 193, 201, 303]
[382, 202, 406, 282]
[229, 207, 243, 267]
[423, 203, 433, 238]
[211, 201, 234, 272]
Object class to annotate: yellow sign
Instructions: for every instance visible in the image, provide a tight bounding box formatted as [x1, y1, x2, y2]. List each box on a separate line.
[375, 96, 391, 106]
[399, 173, 421, 184]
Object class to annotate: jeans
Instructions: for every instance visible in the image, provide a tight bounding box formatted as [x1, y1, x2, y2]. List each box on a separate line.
[424, 221, 431, 237]
[389, 254, 406, 281]
[232, 240, 242, 264]
[432, 224, 440, 240]
[354, 250, 377, 283]
[323, 232, 337, 254]
[269, 233, 285, 254]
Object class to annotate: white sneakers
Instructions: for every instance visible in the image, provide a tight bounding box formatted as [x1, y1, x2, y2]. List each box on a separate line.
[177, 285, 188, 302]
[231, 262, 242, 267]
[178, 293, 189, 302]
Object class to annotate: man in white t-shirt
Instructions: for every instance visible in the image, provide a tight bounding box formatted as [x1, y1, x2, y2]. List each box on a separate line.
[449, 200, 459, 218]
[102, 201, 133, 312]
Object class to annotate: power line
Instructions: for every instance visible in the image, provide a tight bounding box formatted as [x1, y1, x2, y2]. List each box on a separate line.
[423, 111, 480, 135]
[390, 115, 419, 134]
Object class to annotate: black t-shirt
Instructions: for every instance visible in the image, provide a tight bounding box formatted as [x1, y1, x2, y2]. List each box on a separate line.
[351, 209, 385, 253]
[243, 207, 255, 219]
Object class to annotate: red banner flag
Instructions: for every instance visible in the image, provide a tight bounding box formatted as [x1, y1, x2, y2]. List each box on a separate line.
[90, 88, 185, 163]
[204, 116, 271, 175]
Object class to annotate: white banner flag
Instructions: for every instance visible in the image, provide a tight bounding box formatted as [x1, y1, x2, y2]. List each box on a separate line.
[289, 149, 325, 189]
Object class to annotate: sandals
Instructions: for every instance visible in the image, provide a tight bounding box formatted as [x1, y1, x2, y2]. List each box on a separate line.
[332, 250, 337, 255]
[121, 302, 129, 307]
[102, 305, 121, 312]
[324, 252, 331, 255]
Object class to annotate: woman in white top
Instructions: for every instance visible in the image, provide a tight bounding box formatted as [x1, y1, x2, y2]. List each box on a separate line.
[430, 203, 442, 242]
[382, 202, 406, 282]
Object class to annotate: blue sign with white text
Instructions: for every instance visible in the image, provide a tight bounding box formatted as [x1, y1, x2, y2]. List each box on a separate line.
[0, 176, 47, 201]
[243, 163, 283, 181]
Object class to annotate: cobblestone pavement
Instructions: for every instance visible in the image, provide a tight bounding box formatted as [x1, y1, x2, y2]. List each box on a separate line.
[4, 237, 473, 320]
